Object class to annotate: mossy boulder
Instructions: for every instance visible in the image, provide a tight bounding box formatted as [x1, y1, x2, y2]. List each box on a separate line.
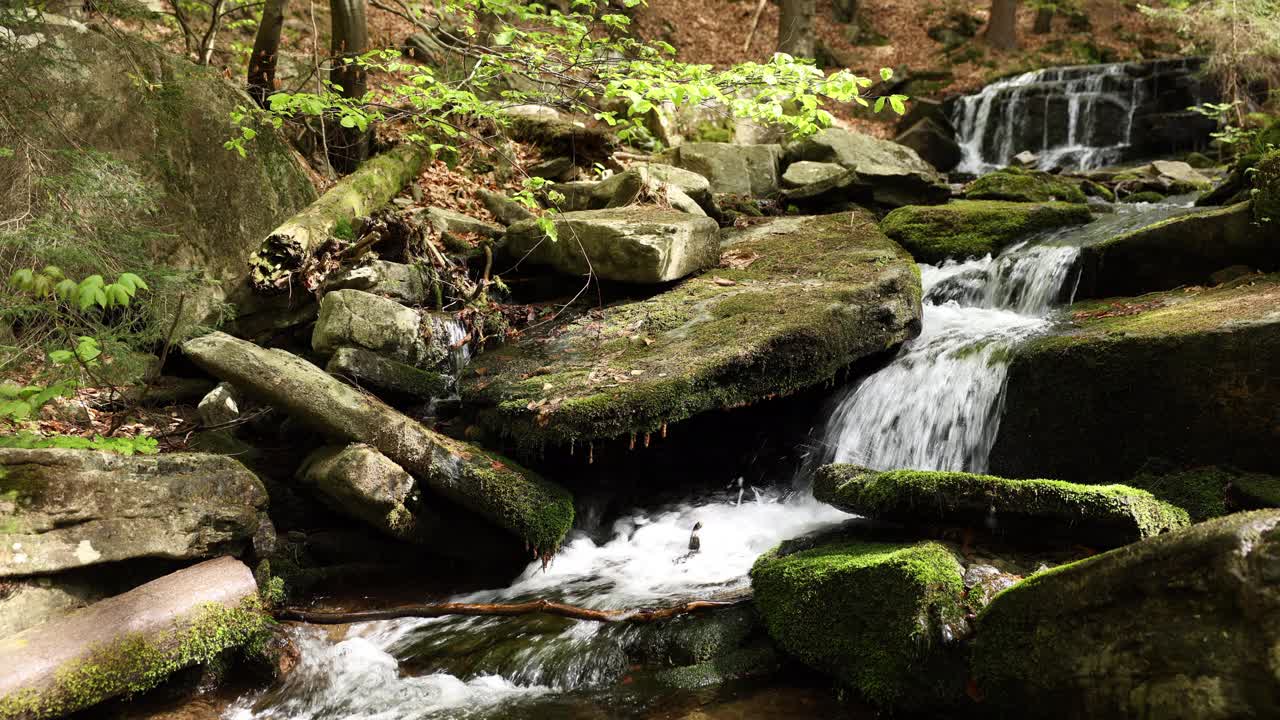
[462, 211, 922, 452]
[784, 128, 948, 207]
[814, 465, 1188, 548]
[1119, 190, 1167, 203]
[750, 536, 967, 711]
[990, 275, 1280, 483]
[325, 347, 449, 399]
[973, 511, 1280, 719]
[962, 167, 1087, 204]
[311, 289, 443, 367]
[1127, 463, 1280, 522]
[881, 200, 1092, 263]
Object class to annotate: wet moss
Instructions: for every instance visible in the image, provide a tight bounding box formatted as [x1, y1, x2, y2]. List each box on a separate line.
[1127, 464, 1232, 522]
[1121, 190, 1167, 204]
[650, 644, 780, 690]
[963, 167, 1088, 204]
[1232, 472, 1280, 509]
[881, 200, 1092, 263]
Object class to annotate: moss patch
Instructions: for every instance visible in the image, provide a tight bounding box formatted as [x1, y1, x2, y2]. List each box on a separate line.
[814, 465, 1188, 548]
[462, 211, 921, 452]
[750, 538, 966, 711]
[881, 200, 1092, 263]
[963, 168, 1087, 204]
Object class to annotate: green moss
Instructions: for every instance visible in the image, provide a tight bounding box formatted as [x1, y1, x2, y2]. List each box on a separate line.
[1232, 472, 1280, 509]
[1080, 179, 1116, 202]
[814, 465, 1189, 547]
[1127, 465, 1231, 522]
[750, 539, 966, 710]
[1121, 190, 1167, 204]
[651, 644, 779, 690]
[881, 200, 1093, 263]
[1251, 150, 1280, 223]
[963, 168, 1087, 204]
[0, 599, 272, 720]
[1184, 152, 1216, 169]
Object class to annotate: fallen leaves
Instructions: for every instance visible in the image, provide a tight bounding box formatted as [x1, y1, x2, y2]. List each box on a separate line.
[1072, 300, 1165, 321]
[719, 248, 759, 269]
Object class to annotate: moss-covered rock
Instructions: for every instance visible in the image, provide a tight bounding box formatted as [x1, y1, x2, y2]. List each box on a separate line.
[962, 167, 1087, 204]
[1252, 150, 1280, 223]
[1126, 464, 1233, 522]
[750, 537, 967, 711]
[990, 276, 1280, 483]
[463, 211, 921, 452]
[1075, 202, 1277, 299]
[881, 200, 1092, 263]
[1119, 189, 1167, 203]
[814, 465, 1188, 548]
[325, 347, 450, 399]
[973, 511, 1280, 719]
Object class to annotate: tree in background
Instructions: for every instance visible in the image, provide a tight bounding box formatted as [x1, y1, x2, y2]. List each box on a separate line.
[327, 0, 370, 171]
[778, 0, 817, 58]
[984, 0, 1019, 50]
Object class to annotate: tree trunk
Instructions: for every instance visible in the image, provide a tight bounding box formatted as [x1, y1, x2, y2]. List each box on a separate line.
[180, 332, 576, 559]
[984, 0, 1018, 50]
[832, 0, 857, 24]
[248, 0, 290, 106]
[1032, 6, 1053, 34]
[328, 0, 371, 172]
[777, 0, 816, 58]
[247, 144, 428, 292]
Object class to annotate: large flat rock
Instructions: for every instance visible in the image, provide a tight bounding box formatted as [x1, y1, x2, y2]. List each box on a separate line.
[881, 200, 1093, 263]
[991, 275, 1280, 482]
[784, 128, 949, 207]
[463, 211, 922, 452]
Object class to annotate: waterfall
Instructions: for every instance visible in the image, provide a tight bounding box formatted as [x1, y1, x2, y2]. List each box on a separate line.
[951, 58, 1209, 174]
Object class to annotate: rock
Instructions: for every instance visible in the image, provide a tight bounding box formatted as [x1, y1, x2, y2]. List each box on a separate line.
[197, 382, 240, 427]
[477, 188, 534, 226]
[784, 128, 948, 207]
[780, 167, 863, 208]
[1126, 463, 1280, 522]
[1234, 472, 1280, 509]
[325, 347, 449, 399]
[1185, 151, 1216, 169]
[894, 118, 962, 172]
[751, 535, 966, 711]
[181, 332, 574, 555]
[649, 644, 780, 690]
[529, 155, 575, 181]
[669, 142, 783, 197]
[962, 167, 1087, 203]
[590, 164, 715, 216]
[781, 161, 847, 188]
[424, 206, 504, 240]
[962, 564, 1019, 608]
[990, 276, 1280, 482]
[505, 109, 614, 164]
[321, 260, 435, 305]
[0, 449, 267, 577]
[0, 557, 269, 719]
[1011, 150, 1040, 168]
[1149, 159, 1213, 191]
[881, 200, 1092, 263]
[814, 465, 1189, 548]
[543, 180, 598, 211]
[895, 98, 955, 137]
[973, 511, 1280, 719]
[0, 576, 106, 639]
[297, 444, 420, 541]
[502, 207, 721, 284]
[36, 396, 90, 425]
[1075, 202, 1278, 299]
[464, 211, 921, 452]
[1252, 150, 1280, 223]
[1120, 189, 1166, 203]
[311, 289, 448, 368]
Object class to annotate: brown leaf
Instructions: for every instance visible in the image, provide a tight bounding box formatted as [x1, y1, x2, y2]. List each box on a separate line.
[712, 277, 737, 287]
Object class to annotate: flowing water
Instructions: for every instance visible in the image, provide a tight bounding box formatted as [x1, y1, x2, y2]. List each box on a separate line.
[221, 202, 1195, 720]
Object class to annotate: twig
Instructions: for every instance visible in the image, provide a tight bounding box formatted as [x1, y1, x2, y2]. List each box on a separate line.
[279, 596, 750, 625]
[110, 294, 186, 435]
[743, 0, 769, 53]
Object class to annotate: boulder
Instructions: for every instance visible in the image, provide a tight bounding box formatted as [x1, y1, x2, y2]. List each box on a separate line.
[325, 347, 449, 399]
[894, 117, 962, 172]
[1149, 159, 1213, 192]
[0, 449, 267, 577]
[0, 575, 106, 639]
[196, 382, 241, 427]
[973, 511, 1280, 719]
[477, 188, 534, 226]
[780, 167, 863, 208]
[504, 109, 614, 164]
[962, 167, 1087, 204]
[590, 164, 715, 216]
[528, 156, 575, 181]
[1076, 202, 1278, 299]
[0, 557, 269, 719]
[784, 128, 948, 207]
[781, 161, 847, 188]
[311, 289, 445, 367]
[669, 142, 783, 197]
[751, 535, 967, 711]
[297, 444, 419, 542]
[543, 180, 599, 211]
[990, 276, 1280, 482]
[321, 260, 435, 305]
[502, 207, 721, 284]
[881, 200, 1092, 263]
[464, 211, 921, 452]
[424, 207, 504, 241]
[1128, 464, 1280, 522]
[814, 465, 1189, 548]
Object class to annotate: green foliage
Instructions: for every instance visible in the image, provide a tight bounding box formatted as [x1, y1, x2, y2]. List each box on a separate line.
[0, 431, 160, 455]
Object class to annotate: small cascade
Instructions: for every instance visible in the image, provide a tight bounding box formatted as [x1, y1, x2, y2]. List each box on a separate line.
[952, 58, 1211, 173]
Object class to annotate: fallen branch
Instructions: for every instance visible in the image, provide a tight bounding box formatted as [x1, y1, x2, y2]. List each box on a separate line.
[278, 596, 750, 625]
[743, 0, 769, 52]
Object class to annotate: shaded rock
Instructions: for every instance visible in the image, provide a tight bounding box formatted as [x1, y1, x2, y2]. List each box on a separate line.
[196, 382, 240, 427]
[321, 260, 435, 305]
[649, 644, 780, 690]
[326, 347, 449, 399]
[1253, 150, 1280, 223]
[543, 180, 598, 211]
[465, 211, 921, 453]
[780, 167, 862, 208]
[750, 536, 967, 711]
[669, 142, 783, 197]
[881, 200, 1092, 263]
[962, 167, 1087, 203]
[528, 156, 575, 181]
[814, 465, 1189, 548]
[962, 564, 1019, 608]
[590, 164, 714, 216]
[1076, 202, 1277, 299]
[424, 206, 504, 241]
[0, 576, 106, 639]
[973, 511, 1280, 719]
[504, 108, 614, 164]
[990, 276, 1280, 482]
[784, 128, 948, 207]
[894, 117, 962, 172]
[503, 207, 721, 284]
[781, 161, 846, 188]
[895, 97, 955, 137]
[1120, 190, 1166, 203]
[0, 557, 268, 719]
[477, 188, 534, 226]
[0, 449, 267, 577]
[311, 289, 445, 367]
[297, 444, 420, 541]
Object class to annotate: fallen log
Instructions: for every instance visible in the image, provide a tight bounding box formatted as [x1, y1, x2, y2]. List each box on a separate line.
[248, 144, 429, 292]
[0, 557, 268, 720]
[279, 596, 750, 625]
[180, 332, 574, 558]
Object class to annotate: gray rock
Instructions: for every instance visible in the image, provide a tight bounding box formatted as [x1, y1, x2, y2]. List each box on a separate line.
[894, 117, 962, 173]
[424, 206, 503, 239]
[670, 142, 783, 196]
[962, 564, 1019, 609]
[478, 188, 535, 226]
[1012, 150, 1041, 168]
[1149, 159, 1213, 191]
[781, 166, 862, 206]
[785, 128, 948, 207]
[591, 163, 715, 216]
[322, 260, 435, 305]
[312, 289, 443, 367]
[544, 180, 599, 211]
[36, 396, 91, 425]
[529, 155, 576, 181]
[298, 444, 420, 541]
[197, 382, 241, 427]
[327, 346, 449, 399]
[0, 449, 268, 577]
[0, 576, 106, 639]
[503, 207, 721, 283]
[781, 161, 847, 188]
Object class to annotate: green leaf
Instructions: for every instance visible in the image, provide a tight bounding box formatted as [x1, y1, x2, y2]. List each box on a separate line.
[874, 96, 886, 113]
[93, 287, 108, 309]
[889, 95, 907, 115]
[0, 400, 32, 421]
[880, 67, 893, 81]
[10, 268, 33, 291]
[48, 349, 74, 364]
[55, 278, 77, 301]
[536, 216, 559, 242]
[41, 266, 65, 281]
[118, 272, 148, 292]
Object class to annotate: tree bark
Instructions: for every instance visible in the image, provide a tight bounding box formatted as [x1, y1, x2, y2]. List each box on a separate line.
[279, 597, 749, 624]
[248, 0, 290, 106]
[832, 0, 858, 24]
[1032, 6, 1053, 34]
[328, 0, 371, 172]
[180, 332, 575, 558]
[777, 0, 816, 58]
[247, 143, 428, 292]
[984, 0, 1019, 50]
